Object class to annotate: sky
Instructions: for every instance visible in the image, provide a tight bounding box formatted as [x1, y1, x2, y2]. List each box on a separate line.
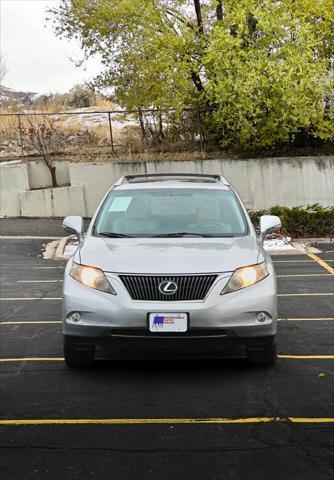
[0, 0, 102, 94]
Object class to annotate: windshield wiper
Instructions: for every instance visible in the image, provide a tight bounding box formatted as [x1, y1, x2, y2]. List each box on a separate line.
[150, 232, 212, 238]
[98, 232, 133, 238]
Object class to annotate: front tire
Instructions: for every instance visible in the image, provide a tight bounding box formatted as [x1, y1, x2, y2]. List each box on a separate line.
[64, 336, 95, 368]
[247, 340, 276, 366]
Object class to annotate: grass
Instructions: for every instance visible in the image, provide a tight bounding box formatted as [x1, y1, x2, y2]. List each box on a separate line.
[0, 114, 19, 144]
[61, 149, 221, 163]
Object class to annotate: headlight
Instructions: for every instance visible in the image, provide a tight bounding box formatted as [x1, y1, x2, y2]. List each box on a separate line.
[222, 262, 268, 294]
[70, 263, 116, 295]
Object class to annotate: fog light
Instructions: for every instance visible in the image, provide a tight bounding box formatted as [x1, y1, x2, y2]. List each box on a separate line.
[256, 312, 270, 323]
[70, 312, 81, 323]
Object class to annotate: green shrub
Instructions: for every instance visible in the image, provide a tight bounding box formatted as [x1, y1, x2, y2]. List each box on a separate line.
[249, 204, 334, 238]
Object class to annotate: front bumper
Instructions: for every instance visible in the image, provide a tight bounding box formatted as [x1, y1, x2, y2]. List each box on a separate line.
[62, 269, 277, 345]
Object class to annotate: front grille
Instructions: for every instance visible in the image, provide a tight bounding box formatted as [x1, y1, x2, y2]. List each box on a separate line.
[119, 275, 218, 301]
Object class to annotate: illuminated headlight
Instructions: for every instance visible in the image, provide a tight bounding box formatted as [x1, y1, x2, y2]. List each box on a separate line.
[70, 263, 116, 295]
[222, 262, 269, 294]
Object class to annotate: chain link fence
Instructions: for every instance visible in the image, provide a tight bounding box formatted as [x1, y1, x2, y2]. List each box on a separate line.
[0, 108, 207, 162]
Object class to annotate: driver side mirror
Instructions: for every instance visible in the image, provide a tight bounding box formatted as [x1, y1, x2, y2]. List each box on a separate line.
[259, 215, 281, 241]
[63, 215, 84, 242]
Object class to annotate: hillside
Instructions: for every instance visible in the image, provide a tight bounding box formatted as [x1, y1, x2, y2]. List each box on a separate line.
[0, 85, 38, 104]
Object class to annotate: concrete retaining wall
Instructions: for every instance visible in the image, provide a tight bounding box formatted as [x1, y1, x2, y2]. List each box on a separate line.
[19, 186, 86, 217]
[69, 161, 145, 216]
[1, 156, 333, 217]
[28, 160, 70, 189]
[70, 156, 334, 214]
[0, 161, 30, 216]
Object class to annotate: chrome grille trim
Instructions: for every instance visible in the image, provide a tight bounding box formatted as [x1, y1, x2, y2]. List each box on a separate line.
[119, 275, 218, 301]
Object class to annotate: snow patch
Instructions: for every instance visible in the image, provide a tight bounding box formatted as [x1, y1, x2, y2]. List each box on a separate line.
[264, 237, 295, 251]
[0, 159, 22, 166]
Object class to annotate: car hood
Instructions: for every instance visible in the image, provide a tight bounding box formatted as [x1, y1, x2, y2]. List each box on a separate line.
[77, 236, 260, 274]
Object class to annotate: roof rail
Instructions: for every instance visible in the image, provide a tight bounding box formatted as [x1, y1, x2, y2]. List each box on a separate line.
[116, 173, 230, 186]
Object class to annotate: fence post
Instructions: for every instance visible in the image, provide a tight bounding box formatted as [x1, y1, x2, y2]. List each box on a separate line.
[108, 112, 115, 154]
[17, 114, 25, 160]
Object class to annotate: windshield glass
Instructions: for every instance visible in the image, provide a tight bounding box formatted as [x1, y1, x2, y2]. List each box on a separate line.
[94, 188, 248, 237]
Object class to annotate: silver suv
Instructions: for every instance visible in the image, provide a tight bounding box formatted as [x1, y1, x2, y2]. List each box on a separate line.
[62, 173, 281, 367]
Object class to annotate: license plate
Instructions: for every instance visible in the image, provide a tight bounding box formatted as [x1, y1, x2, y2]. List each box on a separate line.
[149, 313, 188, 332]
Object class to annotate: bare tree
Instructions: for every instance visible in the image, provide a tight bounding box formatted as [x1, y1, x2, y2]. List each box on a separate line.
[19, 117, 59, 188]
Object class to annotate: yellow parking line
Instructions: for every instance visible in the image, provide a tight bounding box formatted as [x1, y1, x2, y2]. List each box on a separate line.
[0, 417, 273, 425]
[0, 297, 62, 301]
[1, 355, 333, 363]
[277, 293, 334, 297]
[277, 355, 334, 359]
[0, 417, 333, 426]
[289, 418, 334, 423]
[308, 253, 334, 275]
[0, 321, 62, 325]
[0, 358, 64, 362]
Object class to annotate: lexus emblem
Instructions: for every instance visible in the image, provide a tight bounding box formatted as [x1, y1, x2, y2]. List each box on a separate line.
[158, 281, 178, 295]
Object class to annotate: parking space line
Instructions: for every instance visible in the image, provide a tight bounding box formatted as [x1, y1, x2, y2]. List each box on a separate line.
[0, 297, 62, 301]
[278, 317, 334, 321]
[277, 293, 334, 297]
[33, 267, 64, 270]
[0, 417, 333, 426]
[273, 260, 318, 263]
[277, 355, 334, 359]
[277, 274, 332, 277]
[0, 321, 62, 325]
[0, 236, 62, 240]
[0, 358, 64, 362]
[16, 280, 63, 283]
[307, 253, 334, 275]
[273, 259, 334, 264]
[0, 355, 333, 363]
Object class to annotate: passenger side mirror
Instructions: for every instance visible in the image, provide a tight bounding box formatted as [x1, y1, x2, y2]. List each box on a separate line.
[63, 215, 84, 241]
[259, 215, 281, 241]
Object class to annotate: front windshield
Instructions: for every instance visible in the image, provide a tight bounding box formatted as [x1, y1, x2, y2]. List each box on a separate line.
[94, 188, 248, 237]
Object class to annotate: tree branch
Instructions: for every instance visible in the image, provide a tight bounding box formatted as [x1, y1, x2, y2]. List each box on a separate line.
[165, 9, 194, 30]
[216, 1, 223, 21]
[191, 71, 204, 92]
[193, 0, 204, 35]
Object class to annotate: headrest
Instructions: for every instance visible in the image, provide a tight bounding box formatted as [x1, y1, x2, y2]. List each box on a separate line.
[197, 201, 221, 221]
[126, 198, 151, 220]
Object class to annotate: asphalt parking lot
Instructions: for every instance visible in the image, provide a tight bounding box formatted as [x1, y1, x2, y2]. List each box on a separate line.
[0, 221, 333, 480]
